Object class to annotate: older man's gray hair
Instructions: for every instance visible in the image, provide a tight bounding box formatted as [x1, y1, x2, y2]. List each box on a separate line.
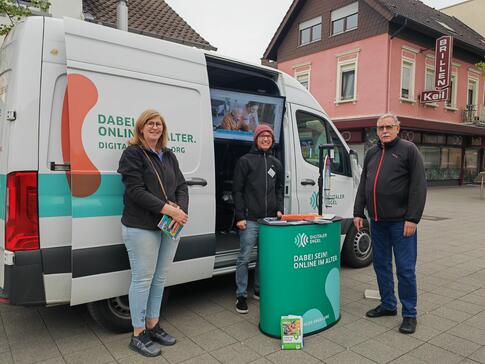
[377, 113, 400, 125]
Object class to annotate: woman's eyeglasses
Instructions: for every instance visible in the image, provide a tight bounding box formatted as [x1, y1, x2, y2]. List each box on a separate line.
[146, 121, 163, 128]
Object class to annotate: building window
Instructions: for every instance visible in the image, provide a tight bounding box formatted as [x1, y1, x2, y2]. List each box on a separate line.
[336, 60, 357, 102]
[446, 74, 457, 109]
[296, 72, 310, 90]
[331, 2, 358, 35]
[467, 77, 479, 112]
[419, 145, 462, 181]
[424, 66, 435, 91]
[299, 17, 322, 46]
[482, 87, 485, 120]
[400, 59, 415, 101]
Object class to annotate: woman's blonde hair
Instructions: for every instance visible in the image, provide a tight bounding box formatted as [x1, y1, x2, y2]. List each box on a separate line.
[129, 109, 169, 150]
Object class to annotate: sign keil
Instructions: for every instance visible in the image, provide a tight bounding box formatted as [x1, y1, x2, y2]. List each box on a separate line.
[420, 88, 449, 103]
[434, 36, 453, 89]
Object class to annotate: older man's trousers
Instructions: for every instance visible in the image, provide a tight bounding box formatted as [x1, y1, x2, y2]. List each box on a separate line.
[370, 220, 417, 318]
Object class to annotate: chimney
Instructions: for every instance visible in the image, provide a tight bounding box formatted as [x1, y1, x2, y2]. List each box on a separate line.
[117, 0, 128, 31]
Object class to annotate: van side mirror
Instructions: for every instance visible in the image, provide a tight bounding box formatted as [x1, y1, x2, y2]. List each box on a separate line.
[349, 149, 358, 164]
[349, 149, 362, 189]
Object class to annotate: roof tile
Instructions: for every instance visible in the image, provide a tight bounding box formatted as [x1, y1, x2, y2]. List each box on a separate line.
[83, 0, 216, 51]
[375, 0, 485, 52]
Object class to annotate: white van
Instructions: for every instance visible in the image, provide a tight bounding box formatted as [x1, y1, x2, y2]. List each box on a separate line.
[0, 17, 372, 332]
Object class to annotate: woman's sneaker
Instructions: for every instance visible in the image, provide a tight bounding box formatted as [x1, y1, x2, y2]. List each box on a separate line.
[129, 330, 161, 357]
[236, 296, 248, 314]
[147, 324, 176, 346]
[253, 290, 260, 300]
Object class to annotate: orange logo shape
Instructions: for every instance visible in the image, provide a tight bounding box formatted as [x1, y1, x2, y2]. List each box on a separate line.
[61, 74, 101, 197]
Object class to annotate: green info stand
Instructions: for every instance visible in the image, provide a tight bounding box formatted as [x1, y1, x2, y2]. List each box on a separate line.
[258, 219, 341, 337]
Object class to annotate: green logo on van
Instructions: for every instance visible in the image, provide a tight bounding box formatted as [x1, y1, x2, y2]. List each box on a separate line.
[310, 192, 318, 210]
[95, 113, 197, 154]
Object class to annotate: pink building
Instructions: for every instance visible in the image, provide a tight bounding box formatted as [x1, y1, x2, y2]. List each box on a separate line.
[264, 0, 485, 184]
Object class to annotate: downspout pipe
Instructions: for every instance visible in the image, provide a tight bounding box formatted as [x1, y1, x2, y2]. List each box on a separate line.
[117, 0, 128, 31]
[386, 16, 408, 113]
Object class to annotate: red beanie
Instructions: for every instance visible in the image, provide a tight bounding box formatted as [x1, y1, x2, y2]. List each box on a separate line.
[253, 124, 274, 142]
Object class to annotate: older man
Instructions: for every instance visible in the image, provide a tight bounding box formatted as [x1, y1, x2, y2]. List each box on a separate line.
[354, 114, 426, 334]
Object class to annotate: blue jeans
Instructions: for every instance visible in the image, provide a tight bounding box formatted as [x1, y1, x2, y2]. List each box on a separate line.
[122, 225, 180, 328]
[235, 220, 259, 297]
[371, 220, 417, 317]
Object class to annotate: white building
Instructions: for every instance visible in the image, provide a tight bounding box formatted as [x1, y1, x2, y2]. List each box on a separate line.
[441, 0, 485, 37]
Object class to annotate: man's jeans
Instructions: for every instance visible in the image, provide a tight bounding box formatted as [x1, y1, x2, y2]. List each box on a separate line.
[235, 220, 259, 298]
[122, 225, 180, 328]
[371, 220, 417, 317]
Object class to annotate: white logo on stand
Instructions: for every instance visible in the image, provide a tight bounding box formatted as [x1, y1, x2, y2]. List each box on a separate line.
[294, 233, 309, 248]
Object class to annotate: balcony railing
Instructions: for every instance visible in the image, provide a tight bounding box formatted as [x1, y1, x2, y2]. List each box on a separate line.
[462, 105, 485, 126]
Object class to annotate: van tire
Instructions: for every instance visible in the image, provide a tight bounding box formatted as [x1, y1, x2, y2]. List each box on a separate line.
[87, 289, 171, 333]
[342, 223, 372, 268]
[87, 296, 132, 333]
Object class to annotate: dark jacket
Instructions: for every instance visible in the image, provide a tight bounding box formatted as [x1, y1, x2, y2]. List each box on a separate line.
[233, 146, 284, 222]
[118, 144, 188, 230]
[354, 137, 426, 223]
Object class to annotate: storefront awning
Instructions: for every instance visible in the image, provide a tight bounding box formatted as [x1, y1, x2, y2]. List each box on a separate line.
[334, 117, 485, 136]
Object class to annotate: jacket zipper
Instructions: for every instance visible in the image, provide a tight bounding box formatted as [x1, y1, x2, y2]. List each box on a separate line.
[264, 153, 268, 217]
[373, 145, 385, 221]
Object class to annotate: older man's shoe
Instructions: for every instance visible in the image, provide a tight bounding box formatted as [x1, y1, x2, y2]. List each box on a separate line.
[147, 324, 176, 346]
[399, 317, 417, 334]
[129, 331, 161, 357]
[366, 305, 397, 318]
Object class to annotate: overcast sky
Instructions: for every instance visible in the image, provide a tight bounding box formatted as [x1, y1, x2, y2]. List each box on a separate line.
[164, 0, 467, 63]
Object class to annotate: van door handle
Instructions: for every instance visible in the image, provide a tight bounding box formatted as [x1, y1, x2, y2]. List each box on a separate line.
[186, 178, 208, 187]
[50, 162, 71, 171]
[301, 179, 316, 186]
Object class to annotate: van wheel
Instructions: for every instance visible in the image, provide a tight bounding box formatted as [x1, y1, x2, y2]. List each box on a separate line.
[87, 296, 132, 333]
[342, 224, 372, 268]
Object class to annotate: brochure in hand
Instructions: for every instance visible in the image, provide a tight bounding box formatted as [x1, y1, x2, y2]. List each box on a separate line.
[158, 215, 184, 239]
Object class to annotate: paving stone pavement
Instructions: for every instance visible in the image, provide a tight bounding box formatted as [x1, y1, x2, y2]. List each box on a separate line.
[0, 185, 484, 363]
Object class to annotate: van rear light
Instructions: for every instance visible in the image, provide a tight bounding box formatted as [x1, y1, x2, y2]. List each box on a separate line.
[5, 172, 40, 251]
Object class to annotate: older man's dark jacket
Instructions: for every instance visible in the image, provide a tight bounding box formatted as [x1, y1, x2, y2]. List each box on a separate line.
[354, 137, 426, 223]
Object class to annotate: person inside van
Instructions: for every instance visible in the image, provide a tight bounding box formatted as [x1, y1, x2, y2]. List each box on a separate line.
[233, 124, 284, 314]
[242, 101, 260, 131]
[220, 104, 249, 131]
[118, 109, 189, 357]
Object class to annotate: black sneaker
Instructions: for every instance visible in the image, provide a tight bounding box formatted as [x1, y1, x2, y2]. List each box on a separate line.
[129, 330, 161, 357]
[147, 324, 176, 346]
[235, 296, 248, 314]
[253, 290, 260, 300]
[366, 305, 397, 318]
[399, 317, 417, 334]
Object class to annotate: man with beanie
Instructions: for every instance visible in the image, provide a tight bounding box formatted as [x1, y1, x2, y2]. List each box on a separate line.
[233, 124, 284, 314]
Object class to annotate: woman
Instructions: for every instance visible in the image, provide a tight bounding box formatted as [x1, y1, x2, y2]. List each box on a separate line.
[118, 109, 188, 357]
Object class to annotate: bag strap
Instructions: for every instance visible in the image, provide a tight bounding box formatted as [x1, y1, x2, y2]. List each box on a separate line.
[140, 146, 169, 201]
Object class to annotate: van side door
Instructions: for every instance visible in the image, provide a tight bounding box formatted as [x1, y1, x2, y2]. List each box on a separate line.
[63, 18, 216, 305]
